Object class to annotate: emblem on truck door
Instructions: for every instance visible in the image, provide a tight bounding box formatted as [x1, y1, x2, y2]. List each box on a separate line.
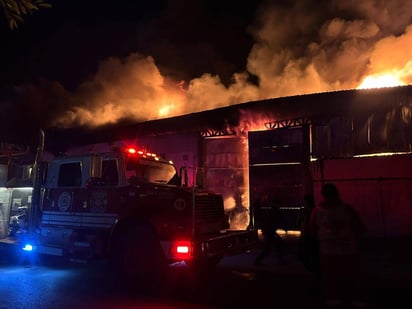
[90, 191, 108, 212]
[174, 198, 186, 211]
[58, 191, 72, 212]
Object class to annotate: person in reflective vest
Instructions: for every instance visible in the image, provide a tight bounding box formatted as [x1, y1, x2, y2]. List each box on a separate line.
[309, 183, 368, 308]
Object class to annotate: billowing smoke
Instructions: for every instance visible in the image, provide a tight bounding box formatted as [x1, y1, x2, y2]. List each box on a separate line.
[52, 55, 260, 127]
[247, 0, 412, 96]
[57, 54, 187, 126]
[11, 0, 412, 128]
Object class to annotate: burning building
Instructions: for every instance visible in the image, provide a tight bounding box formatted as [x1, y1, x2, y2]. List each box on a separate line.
[2, 0, 412, 238]
[42, 84, 412, 238]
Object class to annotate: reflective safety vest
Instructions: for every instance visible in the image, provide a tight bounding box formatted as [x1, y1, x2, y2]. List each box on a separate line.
[313, 202, 362, 256]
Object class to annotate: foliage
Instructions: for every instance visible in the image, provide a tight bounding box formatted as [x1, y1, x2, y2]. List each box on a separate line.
[0, 0, 51, 30]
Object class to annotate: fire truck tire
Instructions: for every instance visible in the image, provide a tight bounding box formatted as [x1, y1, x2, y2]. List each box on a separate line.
[109, 221, 169, 292]
[191, 255, 222, 273]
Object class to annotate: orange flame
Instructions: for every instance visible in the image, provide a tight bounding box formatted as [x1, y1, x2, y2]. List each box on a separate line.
[357, 61, 412, 89]
[357, 73, 406, 89]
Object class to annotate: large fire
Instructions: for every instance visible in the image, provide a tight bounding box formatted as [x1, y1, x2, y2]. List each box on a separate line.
[357, 73, 406, 89]
[10, 1, 412, 128]
[357, 61, 412, 89]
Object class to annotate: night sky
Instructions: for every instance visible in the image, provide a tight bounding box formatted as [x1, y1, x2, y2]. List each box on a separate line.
[0, 0, 259, 90]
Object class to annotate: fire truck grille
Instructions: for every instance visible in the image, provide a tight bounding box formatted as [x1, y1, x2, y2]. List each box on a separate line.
[194, 194, 225, 222]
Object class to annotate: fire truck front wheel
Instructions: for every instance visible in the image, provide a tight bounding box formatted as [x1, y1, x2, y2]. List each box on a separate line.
[109, 221, 169, 291]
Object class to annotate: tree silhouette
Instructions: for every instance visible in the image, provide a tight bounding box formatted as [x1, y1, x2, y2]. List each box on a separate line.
[1, 0, 51, 30]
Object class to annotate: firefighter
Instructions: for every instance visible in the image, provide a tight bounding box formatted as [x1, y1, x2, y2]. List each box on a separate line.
[308, 183, 368, 308]
[254, 194, 286, 266]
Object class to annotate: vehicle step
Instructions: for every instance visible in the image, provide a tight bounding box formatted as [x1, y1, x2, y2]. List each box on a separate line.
[73, 241, 91, 248]
[69, 257, 88, 264]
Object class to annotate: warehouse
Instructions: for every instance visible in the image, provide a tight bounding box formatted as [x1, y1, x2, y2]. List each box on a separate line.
[40, 85, 412, 237]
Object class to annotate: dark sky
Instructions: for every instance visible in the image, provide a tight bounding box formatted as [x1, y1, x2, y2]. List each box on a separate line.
[1, 0, 260, 90]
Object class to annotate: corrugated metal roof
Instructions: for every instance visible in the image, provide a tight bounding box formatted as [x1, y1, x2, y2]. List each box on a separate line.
[39, 85, 412, 152]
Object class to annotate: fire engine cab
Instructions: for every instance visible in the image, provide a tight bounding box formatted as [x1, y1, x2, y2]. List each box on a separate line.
[0, 131, 257, 280]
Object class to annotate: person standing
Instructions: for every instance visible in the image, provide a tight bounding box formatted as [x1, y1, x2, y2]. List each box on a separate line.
[298, 194, 321, 277]
[308, 183, 368, 308]
[254, 194, 286, 266]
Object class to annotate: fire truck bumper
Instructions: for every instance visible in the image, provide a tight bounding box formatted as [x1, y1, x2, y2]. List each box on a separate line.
[198, 229, 259, 257]
[33, 245, 64, 256]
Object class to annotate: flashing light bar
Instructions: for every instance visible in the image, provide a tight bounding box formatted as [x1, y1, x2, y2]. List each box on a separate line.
[127, 148, 137, 154]
[123, 146, 176, 165]
[125, 147, 157, 158]
[125, 147, 158, 158]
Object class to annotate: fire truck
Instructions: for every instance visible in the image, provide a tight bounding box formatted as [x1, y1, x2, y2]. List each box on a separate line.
[0, 130, 257, 280]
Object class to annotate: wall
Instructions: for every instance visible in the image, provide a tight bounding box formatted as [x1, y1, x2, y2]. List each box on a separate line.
[312, 154, 412, 237]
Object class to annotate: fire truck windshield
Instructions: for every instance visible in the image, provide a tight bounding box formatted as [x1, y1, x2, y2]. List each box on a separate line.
[125, 156, 179, 185]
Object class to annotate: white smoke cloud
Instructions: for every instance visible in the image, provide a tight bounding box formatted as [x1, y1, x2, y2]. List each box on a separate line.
[246, 0, 412, 97]
[56, 54, 186, 126]
[47, 0, 412, 128]
[367, 25, 412, 75]
[186, 72, 260, 110]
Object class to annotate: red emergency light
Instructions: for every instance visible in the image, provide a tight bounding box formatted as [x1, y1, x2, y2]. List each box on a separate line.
[126, 147, 137, 154]
[177, 245, 189, 254]
[171, 240, 193, 260]
[125, 147, 156, 158]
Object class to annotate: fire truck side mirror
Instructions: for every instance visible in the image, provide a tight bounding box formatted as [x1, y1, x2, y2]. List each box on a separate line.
[179, 166, 188, 187]
[86, 177, 105, 188]
[196, 168, 204, 189]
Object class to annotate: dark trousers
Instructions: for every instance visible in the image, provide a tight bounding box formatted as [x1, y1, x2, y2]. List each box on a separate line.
[255, 231, 285, 264]
[320, 253, 367, 304]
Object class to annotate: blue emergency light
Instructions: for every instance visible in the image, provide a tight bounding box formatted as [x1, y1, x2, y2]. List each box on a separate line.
[22, 243, 34, 252]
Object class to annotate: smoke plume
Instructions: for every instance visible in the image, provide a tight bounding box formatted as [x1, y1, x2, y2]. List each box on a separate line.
[11, 0, 412, 128]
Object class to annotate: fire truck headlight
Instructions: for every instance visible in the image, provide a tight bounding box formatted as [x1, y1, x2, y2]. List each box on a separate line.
[22, 243, 34, 252]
